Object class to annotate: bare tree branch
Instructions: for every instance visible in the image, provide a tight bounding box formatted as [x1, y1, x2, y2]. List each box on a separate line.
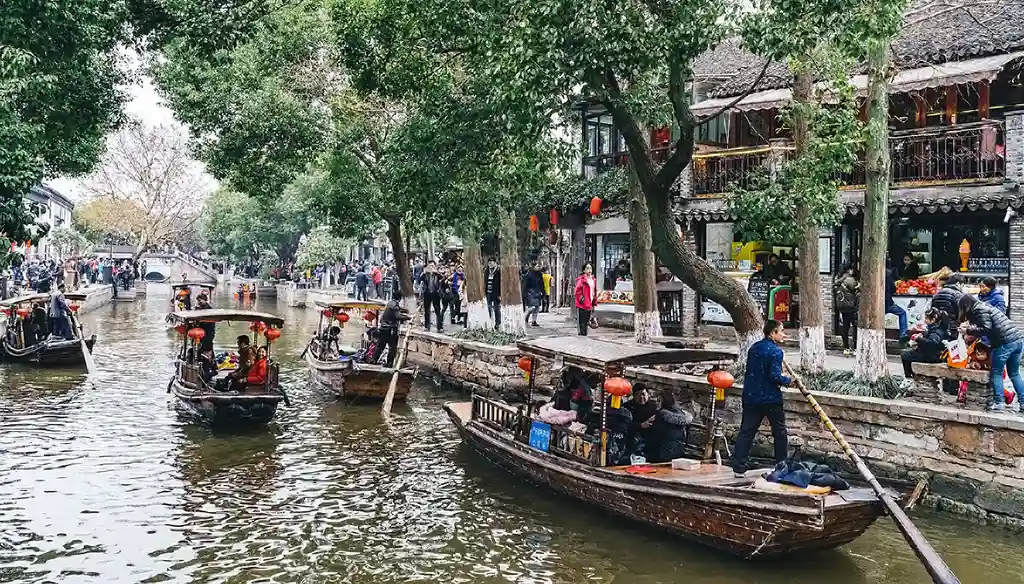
[695, 61, 772, 126]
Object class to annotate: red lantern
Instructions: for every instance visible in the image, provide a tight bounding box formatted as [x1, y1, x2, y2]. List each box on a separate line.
[187, 327, 206, 342]
[517, 356, 532, 372]
[249, 321, 266, 333]
[16, 308, 30, 319]
[604, 376, 632, 408]
[589, 196, 602, 217]
[265, 328, 282, 342]
[336, 312, 350, 324]
[68, 304, 80, 312]
[549, 208, 559, 226]
[364, 310, 377, 322]
[708, 369, 735, 401]
[0, 307, 9, 316]
[24, 240, 30, 249]
[175, 324, 186, 335]
[547, 230, 559, 245]
[529, 215, 539, 232]
[321, 309, 333, 318]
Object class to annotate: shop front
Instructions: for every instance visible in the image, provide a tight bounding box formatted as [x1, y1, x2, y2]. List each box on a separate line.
[697, 222, 807, 328]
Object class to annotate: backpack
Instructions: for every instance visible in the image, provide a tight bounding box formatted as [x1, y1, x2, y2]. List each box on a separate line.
[834, 280, 856, 310]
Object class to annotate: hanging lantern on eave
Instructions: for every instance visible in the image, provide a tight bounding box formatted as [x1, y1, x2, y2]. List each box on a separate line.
[364, 310, 377, 323]
[604, 376, 632, 409]
[175, 324, 186, 335]
[589, 196, 602, 217]
[549, 208, 559, 226]
[547, 230, 559, 246]
[265, 328, 282, 343]
[187, 327, 206, 342]
[16, 307, 30, 319]
[68, 303, 80, 313]
[321, 309, 333, 319]
[708, 369, 735, 401]
[336, 312, 350, 327]
[529, 215, 539, 232]
[249, 321, 267, 334]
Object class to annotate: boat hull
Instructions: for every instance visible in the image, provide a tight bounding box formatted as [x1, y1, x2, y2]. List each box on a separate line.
[2, 337, 97, 367]
[171, 379, 282, 425]
[305, 350, 413, 401]
[444, 404, 885, 559]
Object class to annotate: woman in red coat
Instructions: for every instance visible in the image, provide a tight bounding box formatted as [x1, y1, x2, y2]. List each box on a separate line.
[574, 263, 598, 336]
[246, 346, 268, 389]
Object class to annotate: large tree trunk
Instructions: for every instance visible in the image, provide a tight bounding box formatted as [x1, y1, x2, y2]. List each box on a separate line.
[498, 208, 526, 335]
[645, 183, 763, 363]
[855, 42, 891, 382]
[629, 163, 661, 344]
[462, 231, 491, 330]
[385, 217, 416, 311]
[793, 71, 826, 373]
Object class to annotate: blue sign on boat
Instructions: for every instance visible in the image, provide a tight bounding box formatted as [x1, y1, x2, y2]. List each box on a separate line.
[528, 421, 551, 453]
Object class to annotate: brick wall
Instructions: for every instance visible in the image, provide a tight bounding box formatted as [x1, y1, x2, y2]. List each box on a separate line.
[1006, 112, 1024, 186]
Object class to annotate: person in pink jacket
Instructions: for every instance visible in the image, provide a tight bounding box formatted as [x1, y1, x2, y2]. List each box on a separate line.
[574, 263, 598, 336]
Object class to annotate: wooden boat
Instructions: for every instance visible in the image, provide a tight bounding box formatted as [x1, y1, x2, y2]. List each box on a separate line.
[167, 309, 288, 425]
[444, 336, 887, 559]
[0, 292, 96, 367]
[305, 299, 415, 401]
[165, 281, 215, 329]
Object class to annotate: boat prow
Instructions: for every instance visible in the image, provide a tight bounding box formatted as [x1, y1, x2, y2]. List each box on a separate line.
[306, 348, 415, 401]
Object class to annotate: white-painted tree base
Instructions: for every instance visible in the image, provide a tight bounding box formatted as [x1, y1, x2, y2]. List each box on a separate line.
[734, 329, 762, 372]
[500, 304, 527, 336]
[855, 328, 887, 382]
[799, 325, 826, 374]
[465, 300, 492, 330]
[400, 295, 418, 315]
[634, 311, 662, 344]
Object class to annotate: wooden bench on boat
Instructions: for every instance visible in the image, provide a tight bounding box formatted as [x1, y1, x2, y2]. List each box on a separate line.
[444, 336, 888, 559]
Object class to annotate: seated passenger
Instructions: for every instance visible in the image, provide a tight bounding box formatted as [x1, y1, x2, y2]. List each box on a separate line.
[246, 346, 268, 389]
[228, 335, 254, 391]
[320, 325, 342, 359]
[649, 391, 694, 463]
[198, 342, 217, 383]
[625, 385, 659, 457]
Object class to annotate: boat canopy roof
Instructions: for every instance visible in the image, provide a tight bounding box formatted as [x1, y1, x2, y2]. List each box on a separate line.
[171, 281, 215, 289]
[314, 299, 388, 310]
[168, 309, 285, 326]
[0, 293, 49, 306]
[517, 337, 734, 369]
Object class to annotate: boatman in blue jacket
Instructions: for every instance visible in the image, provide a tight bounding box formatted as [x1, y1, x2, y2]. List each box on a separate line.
[732, 319, 791, 478]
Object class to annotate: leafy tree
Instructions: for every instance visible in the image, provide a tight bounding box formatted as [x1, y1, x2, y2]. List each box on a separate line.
[296, 226, 351, 268]
[48, 227, 90, 260]
[74, 197, 146, 246]
[1, 1, 127, 266]
[201, 184, 313, 267]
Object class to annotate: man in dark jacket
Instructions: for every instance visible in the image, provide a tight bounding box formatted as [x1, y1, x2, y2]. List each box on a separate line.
[930, 274, 965, 332]
[884, 267, 908, 342]
[522, 262, 544, 327]
[373, 299, 410, 365]
[484, 257, 501, 328]
[419, 261, 444, 333]
[959, 294, 1024, 412]
[732, 319, 791, 477]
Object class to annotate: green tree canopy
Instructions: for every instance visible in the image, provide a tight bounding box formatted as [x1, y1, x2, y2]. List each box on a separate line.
[201, 184, 313, 266]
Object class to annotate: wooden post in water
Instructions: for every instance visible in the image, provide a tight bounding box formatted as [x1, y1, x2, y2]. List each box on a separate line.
[782, 361, 959, 584]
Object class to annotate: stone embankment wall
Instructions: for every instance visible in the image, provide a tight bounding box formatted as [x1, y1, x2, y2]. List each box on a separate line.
[77, 285, 114, 314]
[409, 332, 1024, 528]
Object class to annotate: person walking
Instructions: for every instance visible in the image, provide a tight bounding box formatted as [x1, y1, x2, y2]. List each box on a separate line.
[371, 264, 383, 298]
[484, 257, 501, 329]
[450, 265, 464, 325]
[541, 266, 552, 313]
[419, 261, 444, 333]
[732, 319, 791, 478]
[958, 294, 1024, 412]
[523, 262, 544, 328]
[573, 263, 597, 336]
[355, 266, 370, 301]
[833, 265, 859, 355]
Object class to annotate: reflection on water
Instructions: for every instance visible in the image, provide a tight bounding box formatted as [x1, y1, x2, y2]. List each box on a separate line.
[0, 284, 1022, 583]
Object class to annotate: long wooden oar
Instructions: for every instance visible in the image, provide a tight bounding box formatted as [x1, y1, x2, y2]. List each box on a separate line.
[70, 312, 96, 375]
[382, 307, 417, 415]
[781, 361, 959, 584]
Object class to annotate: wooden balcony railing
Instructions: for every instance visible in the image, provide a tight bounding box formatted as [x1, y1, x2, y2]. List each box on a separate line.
[582, 146, 672, 178]
[691, 146, 780, 196]
[838, 120, 1005, 188]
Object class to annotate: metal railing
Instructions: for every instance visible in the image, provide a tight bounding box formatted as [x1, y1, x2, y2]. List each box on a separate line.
[582, 146, 673, 178]
[691, 146, 776, 196]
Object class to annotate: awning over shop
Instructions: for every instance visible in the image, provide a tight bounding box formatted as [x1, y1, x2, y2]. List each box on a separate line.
[690, 51, 1024, 116]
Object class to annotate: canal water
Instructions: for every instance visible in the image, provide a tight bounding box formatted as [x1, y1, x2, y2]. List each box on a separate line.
[0, 284, 1020, 584]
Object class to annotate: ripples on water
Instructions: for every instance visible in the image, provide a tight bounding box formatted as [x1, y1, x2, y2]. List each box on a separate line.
[1, 286, 1022, 583]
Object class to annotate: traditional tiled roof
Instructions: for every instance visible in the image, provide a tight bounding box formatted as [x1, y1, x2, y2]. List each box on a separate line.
[705, 0, 1024, 98]
[676, 184, 1021, 222]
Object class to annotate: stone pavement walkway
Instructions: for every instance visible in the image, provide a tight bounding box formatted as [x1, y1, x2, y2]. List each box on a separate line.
[527, 307, 905, 376]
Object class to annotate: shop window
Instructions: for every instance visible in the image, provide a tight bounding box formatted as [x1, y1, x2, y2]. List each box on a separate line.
[601, 234, 630, 290]
[891, 215, 1008, 277]
[697, 115, 729, 146]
